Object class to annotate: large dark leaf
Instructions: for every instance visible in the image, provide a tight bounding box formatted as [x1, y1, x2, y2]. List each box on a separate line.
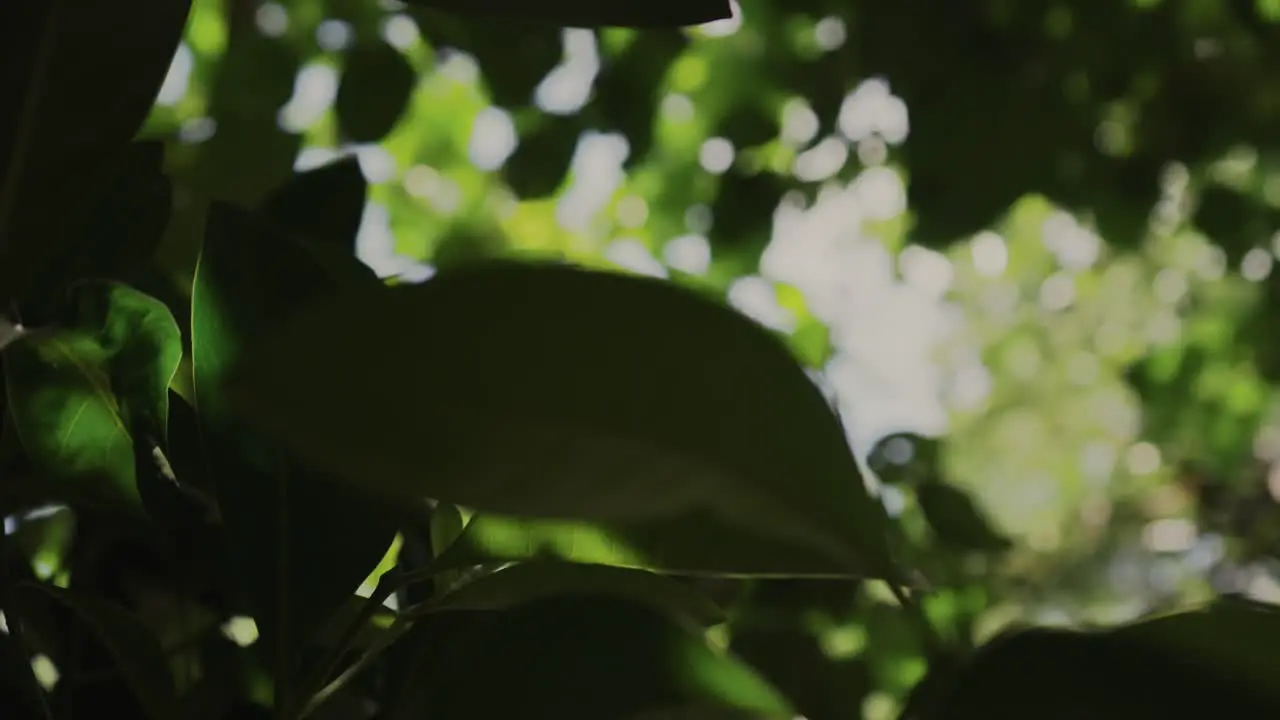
[231, 261, 902, 581]
[15, 583, 181, 720]
[2, 282, 182, 512]
[919, 598, 1280, 719]
[405, 0, 731, 28]
[0, 0, 191, 304]
[385, 595, 791, 720]
[190, 203, 398, 708]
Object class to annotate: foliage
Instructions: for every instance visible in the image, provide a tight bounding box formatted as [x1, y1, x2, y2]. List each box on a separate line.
[3, 0, 1280, 719]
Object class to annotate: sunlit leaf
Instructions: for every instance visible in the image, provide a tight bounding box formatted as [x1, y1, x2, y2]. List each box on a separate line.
[433, 512, 872, 578]
[2, 282, 181, 512]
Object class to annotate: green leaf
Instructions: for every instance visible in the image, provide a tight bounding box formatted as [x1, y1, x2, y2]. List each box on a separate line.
[231, 261, 901, 580]
[16, 582, 180, 720]
[404, 0, 732, 27]
[434, 512, 872, 578]
[261, 157, 367, 257]
[190, 202, 399, 705]
[387, 595, 791, 720]
[0, 0, 192, 304]
[2, 282, 182, 512]
[915, 481, 1011, 553]
[431, 562, 726, 626]
[335, 42, 418, 144]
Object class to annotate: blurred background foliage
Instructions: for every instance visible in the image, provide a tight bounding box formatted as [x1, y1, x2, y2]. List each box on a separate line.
[21, 0, 1280, 716]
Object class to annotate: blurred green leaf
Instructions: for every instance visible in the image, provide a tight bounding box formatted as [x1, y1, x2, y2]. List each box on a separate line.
[336, 42, 418, 144]
[430, 561, 725, 626]
[433, 511, 871, 578]
[386, 595, 791, 720]
[261, 157, 367, 258]
[192, 32, 300, 205]
[231, 261, 902, 580]
[0, 0, 191, 304]
[405, 0, 731, 29]
[16, 582, 180, 720]
[915, 481, 1011, 553]
[2, 282, 181, 512]
[190, 203, 399, 705]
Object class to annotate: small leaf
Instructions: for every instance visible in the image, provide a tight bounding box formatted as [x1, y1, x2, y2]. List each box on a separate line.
[387, 595, 791, 720]
[191, 203, 399, 700]
[335, 42, 418, 144]
[232, 261, 901, 581]
[404, 0, 732, 27]
[16, 583, 180, 720]
[0, 0, 192, 304]
[2, 282, 182, 512]
[431, 562, 725, 626]
[915, 481, 1011, 553]
[261, 157, 368, 257]
[502, 115, 584, 199]
[434, 512, 870, 578]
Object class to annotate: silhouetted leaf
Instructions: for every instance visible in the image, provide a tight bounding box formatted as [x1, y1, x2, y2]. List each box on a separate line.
[405, 0, 731, 28]
[915, 481, 1011, 553]
[16, 583, 180, 720]
[502, 115, 583, 199]
[335, 42, 418, 144]
[2, 282, 181, 512]
[262, 157, 367, 257]
[386, 595, 791, 720]
[191, 203, 399, 705]
[1193, 185, 1275, 268]
[431, 562, 725, 626]
[0, 0, 191, 304]
[232, 261, 902, 581]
